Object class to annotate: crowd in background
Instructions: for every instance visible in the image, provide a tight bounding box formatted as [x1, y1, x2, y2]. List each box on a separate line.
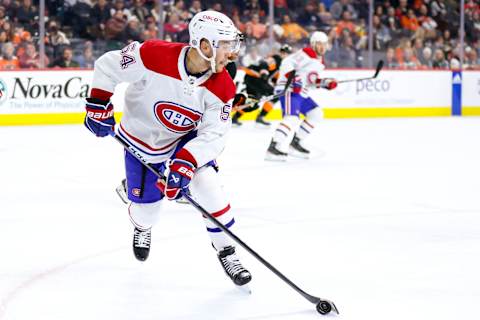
[0, 0, 479, 70]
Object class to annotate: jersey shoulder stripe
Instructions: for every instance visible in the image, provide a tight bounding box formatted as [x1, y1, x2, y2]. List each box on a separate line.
[201, 69, 236, 103]
[140, 40, 186, 79]
[302, 47, 317, 59]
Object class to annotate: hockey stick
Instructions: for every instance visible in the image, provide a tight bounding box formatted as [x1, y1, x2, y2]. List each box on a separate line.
[336, 60, 384, 84]
[112, 132, 339, 315]
[235, 71, 296, 111]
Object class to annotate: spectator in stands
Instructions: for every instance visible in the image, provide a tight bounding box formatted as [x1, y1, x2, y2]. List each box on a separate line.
[401, 47, 420, 69]
[164, 12, 188, 41]
[395, 0, 408, 20]
[124, 16, 143, 42]
[1, 20, 16, 43]
[171, 0, 186, 18]
[419, 46, 433, 68]
[372, 14, 391, 50]
[0, 31, 7, 45]
[432, 48, 449, 69]
[385, 47, 400, 68]
[375, 5, 386, 24]
[188, 0, 203, 18]
[1, 0, 17, 18]
[0, 42, 19, 70]
[244, 0, 266, 18]
[70, 0, 94, 39]
[336, 34, 356, 67]
[143, 17, 158, 40]
[232, 12, 246, 34]
[386, 6, 402, 39]
[297, 2, 320, 31]
[46, 20, 70, 60]
[330, 0, 357, 20]
[417, 4, 438, 39]
[19, 42, 49, 68]
[15, 0, 36, 33]
[105, 10, 127, 42]
[0, 5, 6, 22]
[430, 0, 448, 31]
[274, 0, 289, 22]
[317, 2, 333, 28]
[335, 11, 356, 36]
[49, 47, 79, 68]
[281, 14, 308, 43]
[130, 0, 149, 24]
[76, 42, 95, 68]
[400, 9, 420, 36]
[245, 13, 267, 40]
[90, 0, 111, 39]
[110, 0, 132, 21]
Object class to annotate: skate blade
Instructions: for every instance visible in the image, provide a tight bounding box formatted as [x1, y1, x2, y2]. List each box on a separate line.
[236, 284, 252, 294]
[264, 153, 287, 162]
[254, 122, 271, 129]
[115, 186, 129, 204]
[288, 148, 310, 159]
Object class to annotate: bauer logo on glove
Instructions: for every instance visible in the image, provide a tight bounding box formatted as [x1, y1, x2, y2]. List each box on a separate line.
[84, 97, 116, 137]
[156, 157, 195, 200]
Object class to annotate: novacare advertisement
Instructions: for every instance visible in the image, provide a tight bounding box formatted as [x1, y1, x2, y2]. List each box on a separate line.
[0, 70, 92, 114]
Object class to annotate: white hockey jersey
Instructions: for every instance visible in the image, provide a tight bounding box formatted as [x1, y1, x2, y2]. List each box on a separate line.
[90, 40, 235, 167]
[275, 47, 325, 97]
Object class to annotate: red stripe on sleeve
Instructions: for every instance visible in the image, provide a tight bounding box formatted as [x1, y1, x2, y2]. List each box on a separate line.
[175, 148, 198, 167]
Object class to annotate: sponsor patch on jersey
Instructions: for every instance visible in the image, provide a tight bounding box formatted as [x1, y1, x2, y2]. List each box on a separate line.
[154, 101, 202, 133]
[132, 188, 141, 197]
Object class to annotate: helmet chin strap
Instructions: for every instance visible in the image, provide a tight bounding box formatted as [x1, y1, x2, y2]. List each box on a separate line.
[195, 40, 217, 73]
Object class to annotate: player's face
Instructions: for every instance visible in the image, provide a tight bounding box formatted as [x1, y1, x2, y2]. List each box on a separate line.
[314, 42, 327, 56]
[214, 40, 240, 73]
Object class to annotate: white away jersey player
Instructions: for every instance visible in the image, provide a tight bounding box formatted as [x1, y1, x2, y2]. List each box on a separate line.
[90, 40, 236, 166]
[275, 47, 325, 97]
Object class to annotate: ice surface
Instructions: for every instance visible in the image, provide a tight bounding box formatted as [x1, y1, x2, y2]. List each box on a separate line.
[1, 117, 480, 320]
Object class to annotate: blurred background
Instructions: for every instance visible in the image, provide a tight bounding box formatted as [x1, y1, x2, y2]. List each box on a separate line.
[0, 0, 478, 71]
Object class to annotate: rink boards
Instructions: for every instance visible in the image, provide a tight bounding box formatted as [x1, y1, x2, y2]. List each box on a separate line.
[0, 69, 479, 125]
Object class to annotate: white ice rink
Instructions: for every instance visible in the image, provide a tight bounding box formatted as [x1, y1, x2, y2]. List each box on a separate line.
[1, 117, 480, 320]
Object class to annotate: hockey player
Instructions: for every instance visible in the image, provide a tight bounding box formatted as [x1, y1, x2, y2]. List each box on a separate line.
[231, 54, 281, 127]
[265, 31, 338, 161]
[84, 11, 251, 287]
[230, 44, 291, 127]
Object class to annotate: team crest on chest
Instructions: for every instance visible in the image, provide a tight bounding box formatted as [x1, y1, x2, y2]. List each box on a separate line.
[153, 101, 202, 133]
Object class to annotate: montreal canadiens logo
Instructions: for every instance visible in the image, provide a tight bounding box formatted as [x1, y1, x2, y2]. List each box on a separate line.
[154, 101, 202, 133]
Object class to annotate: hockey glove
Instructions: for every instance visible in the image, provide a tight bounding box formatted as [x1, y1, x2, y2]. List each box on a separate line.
[232, 93, 259, 112]
[317, 78, 338, 90]
[156, 158, 195, 200]
[84, 97, 115, 137]
[232, 93, 247, 110]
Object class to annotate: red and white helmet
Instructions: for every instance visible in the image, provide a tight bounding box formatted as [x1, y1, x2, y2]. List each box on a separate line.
[189, 10, 242, 72]
[310, 31, 329, 47]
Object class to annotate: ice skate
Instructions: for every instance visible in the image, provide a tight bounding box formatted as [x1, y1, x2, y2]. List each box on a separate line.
[217, 246, 252, 286]
[116, 179, 129, 204]
[133, 227, 151, 261]
[265, 140, 287, 161]
[232, 113, 242, 127]
[289, 134, 310, 159]
[255, 115, 271, 127]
